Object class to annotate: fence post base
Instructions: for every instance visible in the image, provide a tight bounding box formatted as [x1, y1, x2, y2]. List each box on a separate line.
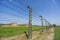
[28, 39, 32, 40]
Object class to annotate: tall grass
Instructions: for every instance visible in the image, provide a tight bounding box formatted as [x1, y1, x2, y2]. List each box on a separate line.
[54, 27, 60, 40]
[0, 26, 41, 37]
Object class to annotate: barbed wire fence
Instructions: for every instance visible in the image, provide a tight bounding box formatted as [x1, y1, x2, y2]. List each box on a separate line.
[0, 0, 54, 40]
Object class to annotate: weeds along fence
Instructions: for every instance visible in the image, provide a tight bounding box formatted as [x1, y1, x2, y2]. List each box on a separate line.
[0, 0, 54, 40]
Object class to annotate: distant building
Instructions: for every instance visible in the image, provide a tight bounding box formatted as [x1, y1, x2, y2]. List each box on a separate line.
[0, 22, 18, 26]
[18, 24, 28, 26]
[0, 22, 28, 27]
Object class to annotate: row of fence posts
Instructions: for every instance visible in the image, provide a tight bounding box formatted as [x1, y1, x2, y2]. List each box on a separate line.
[27, 6, 54, 40]
[40, 16, 53, 34]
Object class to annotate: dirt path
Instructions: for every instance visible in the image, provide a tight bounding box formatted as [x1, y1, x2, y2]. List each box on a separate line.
[33, 27, 54, 40]
[1, 34, 27, 40]
[1, 31, 40, 40]
[1, 27, 54, 40]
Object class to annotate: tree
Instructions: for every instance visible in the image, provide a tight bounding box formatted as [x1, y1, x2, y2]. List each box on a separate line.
[53, 24, 56, 27]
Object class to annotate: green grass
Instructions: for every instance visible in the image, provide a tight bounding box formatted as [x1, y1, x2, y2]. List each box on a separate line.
[0, 26, 41, 37]
[55, 27, 60, 40]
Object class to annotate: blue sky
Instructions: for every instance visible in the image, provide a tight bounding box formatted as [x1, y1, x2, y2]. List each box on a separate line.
[0, 0, 60, 25]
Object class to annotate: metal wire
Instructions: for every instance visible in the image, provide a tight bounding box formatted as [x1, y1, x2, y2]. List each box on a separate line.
[0, 3, 29, 19]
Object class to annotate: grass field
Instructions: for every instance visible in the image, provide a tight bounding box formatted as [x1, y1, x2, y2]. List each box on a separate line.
[0, 26, 41, 37]
[54, 27, 60, 40]
[1, 26, 60, 40]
